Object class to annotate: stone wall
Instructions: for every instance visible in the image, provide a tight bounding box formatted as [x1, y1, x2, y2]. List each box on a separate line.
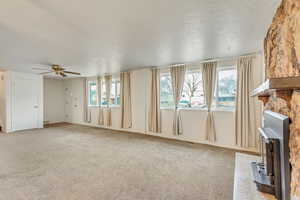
[264, 0, 300, 199]
[265, 92, 300, 199]
[264, 0, 300, 78]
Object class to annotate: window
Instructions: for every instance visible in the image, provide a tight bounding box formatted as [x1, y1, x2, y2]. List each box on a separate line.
[100, 77, 120, 106]
[215, 67, 237, 110]
[88, 81, 98, 106]
[160, 72, 174, 108]
[160, 69, 205, 109]
[181, 69, 205, 108]
[100, 78, 107, 106]
[111, 79, 120, 106]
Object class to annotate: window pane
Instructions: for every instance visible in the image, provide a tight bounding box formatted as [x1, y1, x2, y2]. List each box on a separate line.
[216, 68, 237, 110]
[116, 80, 120, 105]
[181, 70, 205, 108]
[89, 81, 98, 106]
[111, 81, 116, 104]
[101, 79, 108, 106]
[110, 79, 120, 106]
[160, 73, 174, 108]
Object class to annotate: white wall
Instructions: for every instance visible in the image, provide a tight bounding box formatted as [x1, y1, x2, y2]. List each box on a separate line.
[0, 71, 5, 130]
[62, 55, 263, 153]
[44, 78, 65, 124]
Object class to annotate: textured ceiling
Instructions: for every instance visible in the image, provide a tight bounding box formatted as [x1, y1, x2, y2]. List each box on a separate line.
[0, 0, 280, 76]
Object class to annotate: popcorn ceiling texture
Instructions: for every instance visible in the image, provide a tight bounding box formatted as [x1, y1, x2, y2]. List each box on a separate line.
[264, 0, 300, 198]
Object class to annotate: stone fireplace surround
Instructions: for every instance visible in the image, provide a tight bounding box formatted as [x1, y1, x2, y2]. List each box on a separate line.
[254, 0, 300, 199]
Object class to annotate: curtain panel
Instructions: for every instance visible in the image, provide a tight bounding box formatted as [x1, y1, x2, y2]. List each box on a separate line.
[202, 61, 217, 142]
[97, 76, 104, 125]
[120, 72, 132, 129]
[148, 68, 161, 133]
[235, 56, 257, 148]
[83, 78, 92, 123]
[170, 65, 186, 135]
[104, 75, 112, 127]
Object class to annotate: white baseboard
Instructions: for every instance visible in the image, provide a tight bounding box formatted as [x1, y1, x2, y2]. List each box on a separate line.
[69, 121, 259, 154]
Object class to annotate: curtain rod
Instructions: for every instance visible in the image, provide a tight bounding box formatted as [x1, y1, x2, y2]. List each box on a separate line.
[156, 51, 261, 70]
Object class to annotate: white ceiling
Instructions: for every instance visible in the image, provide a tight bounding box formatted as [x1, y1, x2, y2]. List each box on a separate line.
[0, 0, 280, 76]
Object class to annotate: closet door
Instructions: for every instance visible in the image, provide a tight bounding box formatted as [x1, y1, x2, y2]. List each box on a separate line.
[12, 77, 39, 131]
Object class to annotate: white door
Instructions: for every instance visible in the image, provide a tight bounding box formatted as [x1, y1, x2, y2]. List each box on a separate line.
[13, 78, 39, 131]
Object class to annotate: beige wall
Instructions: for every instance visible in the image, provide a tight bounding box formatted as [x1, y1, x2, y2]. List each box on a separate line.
[58, 54, 263, 152]
[0, 71, 5, 129]
[44, 78, 65, 124]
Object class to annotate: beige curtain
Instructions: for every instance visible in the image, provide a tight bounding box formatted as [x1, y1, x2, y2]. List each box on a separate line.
[148, 68, 161, 133]
[170, 65, 186, 135]
[202, 61, 217, 142]
[83, 78, 91, 123]
[120, 72, 132, 129]
[104, 75, 112, 126]
[97, 76, 104, 125]
[235, 56, 257, 148]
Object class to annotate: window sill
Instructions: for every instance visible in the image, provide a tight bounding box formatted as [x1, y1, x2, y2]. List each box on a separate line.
[99, 105, 120, 108]
[160, 107, 207, 111]
[212, 109, 235, 113]
[110, 105, 120, 108]
[88, 105, 99, 108]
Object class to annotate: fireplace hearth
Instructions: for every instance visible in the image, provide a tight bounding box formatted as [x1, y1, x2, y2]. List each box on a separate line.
[252, 110, 291, 200]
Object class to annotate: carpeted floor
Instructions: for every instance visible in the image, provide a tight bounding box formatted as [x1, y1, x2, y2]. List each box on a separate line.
[0, 124, 235, 200]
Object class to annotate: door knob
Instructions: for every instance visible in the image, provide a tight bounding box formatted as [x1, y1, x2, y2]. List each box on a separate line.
[34, 105, 38, 108]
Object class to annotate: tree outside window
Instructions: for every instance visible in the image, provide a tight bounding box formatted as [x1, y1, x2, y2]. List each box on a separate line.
[160, 70, 205, 108]
[181, 70, 205, 108]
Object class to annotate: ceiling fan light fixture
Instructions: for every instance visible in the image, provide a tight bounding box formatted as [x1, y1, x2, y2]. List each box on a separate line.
[32, 64, 81, 78]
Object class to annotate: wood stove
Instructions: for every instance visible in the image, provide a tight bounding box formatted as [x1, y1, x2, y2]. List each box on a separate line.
[251, 110, 291, 200]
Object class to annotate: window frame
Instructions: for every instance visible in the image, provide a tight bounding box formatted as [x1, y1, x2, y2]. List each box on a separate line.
[214, 65, 237, 111]
[88, 80, 99, 107]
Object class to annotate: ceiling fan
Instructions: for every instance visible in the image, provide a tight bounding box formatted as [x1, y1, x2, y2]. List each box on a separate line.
[32, 64, 81, 77]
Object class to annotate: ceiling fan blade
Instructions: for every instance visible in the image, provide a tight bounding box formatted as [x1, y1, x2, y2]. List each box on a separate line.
[63, 71, 81, 75]
[39, 71, 54, 75]
[32, 67, 51, 70]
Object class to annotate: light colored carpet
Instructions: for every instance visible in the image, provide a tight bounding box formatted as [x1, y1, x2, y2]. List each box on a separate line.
[0, 124, 235, 200]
